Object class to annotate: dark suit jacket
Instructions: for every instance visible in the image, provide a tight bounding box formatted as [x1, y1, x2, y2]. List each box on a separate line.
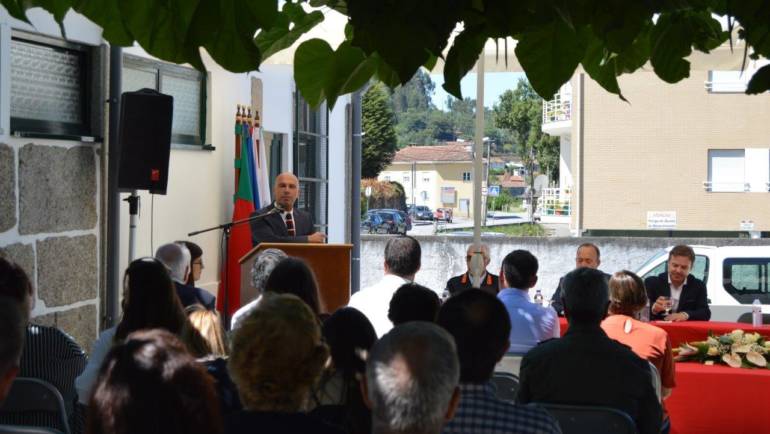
[445, 271, 500, 296]
[174, 281, 216, 310]
[550, 271, 611, 316]
[644, 272, 711, 321]
[250, 203, 315, 246]
[517, 325, 662, 434]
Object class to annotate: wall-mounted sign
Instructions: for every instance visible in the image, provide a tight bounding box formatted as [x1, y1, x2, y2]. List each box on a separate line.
[647, 211, 677, 229]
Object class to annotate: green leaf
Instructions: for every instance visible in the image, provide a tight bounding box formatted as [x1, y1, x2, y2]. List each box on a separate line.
[244, 0, 278, 30]
[202, 0, 263, 73]
[294, 39, 334, 107]
[746, 64, 770, 95]
[72, 0, 133, 46]
[442, 26, 487, 98]
[375, 58, 402, 88]
[581, 34, 625, 101]
[515, 18, 588, 99]
[650, 12, 692, 83]
[0, 0, 31, 22]
[614, 23, 651, 74]
[255, 2, 324, 61]
[119, 0, 200, 65]
[323, 41, 377, 108]
[27, 0, 71, 36]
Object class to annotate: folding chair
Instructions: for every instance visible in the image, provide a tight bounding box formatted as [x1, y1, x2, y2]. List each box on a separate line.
[538, 403, 636, 434]
[0, 378, 70, 434]
[490, 372, 520, 402]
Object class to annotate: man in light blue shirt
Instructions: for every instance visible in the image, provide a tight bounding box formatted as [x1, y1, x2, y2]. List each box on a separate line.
[497, 250, 560, 353]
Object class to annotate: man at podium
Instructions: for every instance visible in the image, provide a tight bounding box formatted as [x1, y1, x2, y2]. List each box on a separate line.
[251, 172, 326, 245]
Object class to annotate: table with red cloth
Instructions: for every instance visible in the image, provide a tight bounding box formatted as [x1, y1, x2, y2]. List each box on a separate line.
[554, 318, 770, 434]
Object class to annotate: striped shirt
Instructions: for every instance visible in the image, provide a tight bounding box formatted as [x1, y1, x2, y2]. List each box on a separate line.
[442, 382, 562, 434]
[0, 324, 87, 432]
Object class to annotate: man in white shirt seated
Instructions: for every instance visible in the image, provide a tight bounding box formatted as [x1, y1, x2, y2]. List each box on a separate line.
[497, 250, 560, 353]
[348, 236, 421, 337]
[230, 248, 288, 330]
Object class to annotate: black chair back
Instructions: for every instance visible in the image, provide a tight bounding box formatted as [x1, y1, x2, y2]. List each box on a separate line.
[0, 378, 69, 434]
[490, 372, 519, 402]
[539, 403, 636, 434]
[0, 425, 62, 434]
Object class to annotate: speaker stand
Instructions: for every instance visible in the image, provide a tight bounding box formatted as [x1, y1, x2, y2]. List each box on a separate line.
[124, 191, 140, 262]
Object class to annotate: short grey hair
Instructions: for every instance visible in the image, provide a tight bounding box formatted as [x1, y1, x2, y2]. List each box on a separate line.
[155, 243, 190, 284]
[366, 322, 459, 434]
[251, 249, 288, 292]
[0, 296, 25, 377]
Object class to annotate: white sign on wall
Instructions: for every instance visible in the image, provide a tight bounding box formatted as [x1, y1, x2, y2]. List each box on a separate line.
[647, 211, 677, 229]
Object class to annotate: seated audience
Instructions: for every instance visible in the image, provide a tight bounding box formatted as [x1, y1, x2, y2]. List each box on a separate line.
[388, 283, 440, 326]
[76, 258, 190, 405]
[444, 243, 500, 297]
[0, 296, 25, 405]
[437, 290, 560, 434]
[349, 236, 422, 337]
[311, 307, 377, 434]
[180, 240, 205, 286]
[497, 250, 559, 353]
[156, 242, 216, 309]
[226, 294, 342, 434]
[363, 322, 461, 434]
[231, 248, 287, 329]
[517, 268, 662, 434]
[602, 271, 676, 401]
[645, 244, 711, 321]
[550, 243, 610, 316]
[87, 329, 223, 434]
[263, 257, 322, 316]
[0, 258, 87, 430]
[183, 305, 229, 358]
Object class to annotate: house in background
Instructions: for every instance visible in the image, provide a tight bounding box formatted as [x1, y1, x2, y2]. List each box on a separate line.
[378, 143, 487, 218]
[543, 39, 770, 236]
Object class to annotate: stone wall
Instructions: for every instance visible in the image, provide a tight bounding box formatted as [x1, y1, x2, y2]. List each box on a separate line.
[360, 235, 768, 300]
[0, 142, 100, 353]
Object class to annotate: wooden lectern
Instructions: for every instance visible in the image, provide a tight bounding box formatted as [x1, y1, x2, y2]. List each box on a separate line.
[239, 243, 353, 313]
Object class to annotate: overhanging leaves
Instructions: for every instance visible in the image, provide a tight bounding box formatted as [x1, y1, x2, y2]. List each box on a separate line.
[746, 64, 770, 94]
[255, 2, 323, 61]
[515, 17, 588, 99]
[442, 26, 487, 99]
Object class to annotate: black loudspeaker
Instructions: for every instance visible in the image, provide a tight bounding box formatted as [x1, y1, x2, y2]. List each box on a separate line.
[117, 88, 173, 195]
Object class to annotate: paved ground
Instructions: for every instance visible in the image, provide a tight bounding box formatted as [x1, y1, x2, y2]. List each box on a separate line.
[407, 212, 532, 236]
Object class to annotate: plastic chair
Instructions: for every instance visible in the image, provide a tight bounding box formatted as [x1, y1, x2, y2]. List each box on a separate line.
[648, 362, 662, 403]
[538, 403, 636, 434]
[0, 425, 62, 434]
[490, 372, 519, 402]
[0, 378, 69, 434]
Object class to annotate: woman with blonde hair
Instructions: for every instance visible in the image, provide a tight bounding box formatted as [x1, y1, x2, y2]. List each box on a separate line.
[183, 304, 229, 358]
[601, 270, 676, 401]
[226, 294, 342, 434]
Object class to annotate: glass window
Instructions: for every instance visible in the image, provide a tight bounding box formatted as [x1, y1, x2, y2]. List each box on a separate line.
[723, 258, 770, 303]
[462, 172, 472, 182]
[294, 92, 328, 231]
[707, 149, 746, 192]
[123, 54, 206, 146]
[10, 32, 101, 138]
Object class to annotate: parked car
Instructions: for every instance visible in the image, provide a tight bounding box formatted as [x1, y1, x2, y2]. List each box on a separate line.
[408, 205, 434, 221]
[382, 208, 412, 231]
[434, 207, 453, 223]
[361, 213, 388, 234]
[365, 209, 408, 234]
[635, 245, 770, 321]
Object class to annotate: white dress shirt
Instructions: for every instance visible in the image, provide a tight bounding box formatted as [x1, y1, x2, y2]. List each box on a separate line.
[498, 287, 560, 354]
[668, 275, 685, 312]
[348, 274, 410, 337]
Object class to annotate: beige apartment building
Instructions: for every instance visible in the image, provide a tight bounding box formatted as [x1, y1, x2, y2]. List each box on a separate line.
[378, 143, 486, 218]
[544, 41, 770, 236]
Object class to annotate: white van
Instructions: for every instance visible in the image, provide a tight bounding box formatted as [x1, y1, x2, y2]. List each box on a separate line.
[635, 245, 770, 321]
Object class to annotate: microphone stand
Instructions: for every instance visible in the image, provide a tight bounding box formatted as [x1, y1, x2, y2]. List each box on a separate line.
[188, 208, 278, 330]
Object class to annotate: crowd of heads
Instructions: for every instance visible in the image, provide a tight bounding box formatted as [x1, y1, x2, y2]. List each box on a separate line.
[0, 237, 695, 434]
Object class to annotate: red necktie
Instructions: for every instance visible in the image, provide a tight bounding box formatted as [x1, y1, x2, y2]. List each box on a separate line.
[285, 212, 295, 236]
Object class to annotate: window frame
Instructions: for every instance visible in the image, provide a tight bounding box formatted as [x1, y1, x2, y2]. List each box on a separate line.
[122, 53, 208, 148]
[293, 91, 329, 232]
[722, 257, 770, 304]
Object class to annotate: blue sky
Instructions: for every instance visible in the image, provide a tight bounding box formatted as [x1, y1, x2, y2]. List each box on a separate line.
[431, 72, 527, 111]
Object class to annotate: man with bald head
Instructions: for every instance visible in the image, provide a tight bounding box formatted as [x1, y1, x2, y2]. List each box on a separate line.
[250, 172, 326, 245]
[444, 243, 499, 297]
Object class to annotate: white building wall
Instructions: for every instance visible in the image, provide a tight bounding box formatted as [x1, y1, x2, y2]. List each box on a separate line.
[559, 135, 572, 189]
[745, 148, 770, 192]
[327, 94, 351, 243]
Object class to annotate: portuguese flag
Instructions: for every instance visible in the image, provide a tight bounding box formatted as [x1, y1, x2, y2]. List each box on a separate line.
[217, 118, 255, 318]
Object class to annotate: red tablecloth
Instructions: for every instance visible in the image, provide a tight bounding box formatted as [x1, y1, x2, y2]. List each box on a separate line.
[556, 317, 770, 347]
[667, 363, 770, 434]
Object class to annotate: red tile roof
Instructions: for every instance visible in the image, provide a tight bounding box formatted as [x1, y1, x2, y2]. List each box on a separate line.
[500, 173, 526, 188]
[392, 144, 474, 163]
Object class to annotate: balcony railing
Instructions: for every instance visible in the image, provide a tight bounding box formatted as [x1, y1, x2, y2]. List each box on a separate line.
[543, 95, 572, 124]
[702, 181, 751, 192]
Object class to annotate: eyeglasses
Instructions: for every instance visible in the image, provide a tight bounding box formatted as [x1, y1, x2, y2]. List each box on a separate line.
[192, 260, 204, 268]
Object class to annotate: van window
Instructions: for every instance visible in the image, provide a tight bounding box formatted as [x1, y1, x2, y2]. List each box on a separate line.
[723, 258, 770, 304]
[642, 255, 709, 284]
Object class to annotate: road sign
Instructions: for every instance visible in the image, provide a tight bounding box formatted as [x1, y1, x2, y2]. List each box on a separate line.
[488, 185, 500, 197]
[365, 186, 372, 197]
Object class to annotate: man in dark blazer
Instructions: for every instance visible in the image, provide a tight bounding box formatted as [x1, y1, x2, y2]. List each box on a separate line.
[550, 243, 610, 316]
[444, 243, 499, 297]
[155, 243, 216, 310]
[250, 172, 326, 246]
[644, 244, 711, 321]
